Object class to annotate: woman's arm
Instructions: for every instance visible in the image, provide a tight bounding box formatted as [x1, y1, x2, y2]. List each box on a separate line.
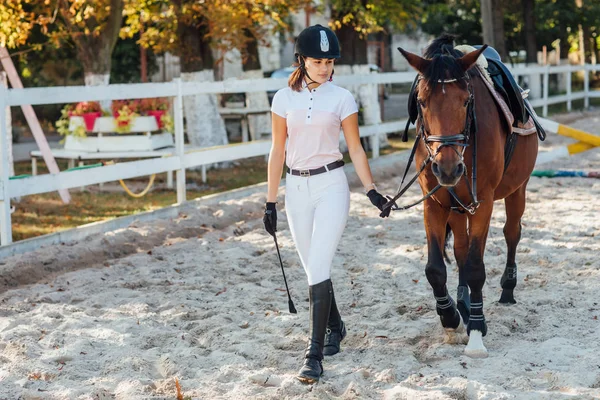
[267, 113, 287, 202]
[341, 113, 376, 192]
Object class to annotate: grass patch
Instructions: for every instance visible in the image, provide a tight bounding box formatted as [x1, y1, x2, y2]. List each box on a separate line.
[11, 136, 412, 242]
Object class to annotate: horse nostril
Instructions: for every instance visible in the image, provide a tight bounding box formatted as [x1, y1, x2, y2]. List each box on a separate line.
[432, 162, 440, 176]
[455, 163, 465, 177]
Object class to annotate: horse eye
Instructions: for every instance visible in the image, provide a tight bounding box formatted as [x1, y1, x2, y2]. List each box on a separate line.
[417, 99, 426, 108]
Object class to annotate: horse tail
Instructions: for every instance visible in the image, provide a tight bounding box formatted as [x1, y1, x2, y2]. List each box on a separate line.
[443, 223, 453, 264]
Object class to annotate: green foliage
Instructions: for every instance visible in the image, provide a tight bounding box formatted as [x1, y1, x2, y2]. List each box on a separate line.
[329, 0, 421, 36]
[121, 0, 313, 62]
[110, 36, 159, 84]
[55, 106, 86, 139]
[420, 0, 482, 44]
[419, 0, 600, 60]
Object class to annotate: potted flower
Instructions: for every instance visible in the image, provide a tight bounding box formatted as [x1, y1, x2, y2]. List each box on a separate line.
[72, 101, 102, 131]
[55, 98, 175, 152]
[56, 104, 86, 139]
[140, 97, 170, 129]
[111, 100, 140, 133]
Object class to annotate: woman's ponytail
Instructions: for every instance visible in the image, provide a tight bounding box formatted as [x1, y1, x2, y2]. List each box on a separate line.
[288, 58, 306, 92]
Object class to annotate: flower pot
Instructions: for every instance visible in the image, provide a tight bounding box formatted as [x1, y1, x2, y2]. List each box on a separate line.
[82, 112, 102, 131]
[147, 110, 166, 129]
[64, 132, 174, 152]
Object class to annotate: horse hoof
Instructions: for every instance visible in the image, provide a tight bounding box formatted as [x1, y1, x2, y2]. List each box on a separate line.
[464, 330, 488, 358]
[499, 289, 517, 304]
[444, 319, 468, 344]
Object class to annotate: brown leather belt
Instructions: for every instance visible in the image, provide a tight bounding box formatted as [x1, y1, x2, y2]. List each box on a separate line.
[287, 160, 345, 177]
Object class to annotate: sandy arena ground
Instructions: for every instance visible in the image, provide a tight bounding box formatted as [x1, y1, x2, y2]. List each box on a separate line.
[0, 112, 599, 399]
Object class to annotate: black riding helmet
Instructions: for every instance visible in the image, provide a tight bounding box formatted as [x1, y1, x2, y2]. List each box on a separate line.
[294, 24, 341, 60]
[294, 25, 340, 85]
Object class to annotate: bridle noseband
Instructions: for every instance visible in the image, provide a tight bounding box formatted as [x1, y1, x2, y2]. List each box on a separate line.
[383, 72, 481, 215]
[420, 77, 474, 162]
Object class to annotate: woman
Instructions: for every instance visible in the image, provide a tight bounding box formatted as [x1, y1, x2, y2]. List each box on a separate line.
[263, 24, 392, 384]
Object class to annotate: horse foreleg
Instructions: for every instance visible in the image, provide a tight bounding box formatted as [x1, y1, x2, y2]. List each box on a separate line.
[464, 202, 493, 358]
[499, 184, 527, 304]
[424, 202, 466, 343]
[448, 213, 470, 325]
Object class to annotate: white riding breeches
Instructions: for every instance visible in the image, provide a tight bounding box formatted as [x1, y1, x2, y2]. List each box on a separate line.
[285, 167, 350, 286]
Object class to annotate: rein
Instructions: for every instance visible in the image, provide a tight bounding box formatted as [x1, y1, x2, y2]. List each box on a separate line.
[383, 74, 481, 215]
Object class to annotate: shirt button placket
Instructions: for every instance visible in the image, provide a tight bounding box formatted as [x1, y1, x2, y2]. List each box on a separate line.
[307, 90, 314, 124]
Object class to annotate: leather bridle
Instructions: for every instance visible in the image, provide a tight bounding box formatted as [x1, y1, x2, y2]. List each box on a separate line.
[383, 73, 481, 215]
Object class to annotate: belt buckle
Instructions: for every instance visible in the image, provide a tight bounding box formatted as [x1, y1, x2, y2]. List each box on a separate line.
[300, 170, 310, 177]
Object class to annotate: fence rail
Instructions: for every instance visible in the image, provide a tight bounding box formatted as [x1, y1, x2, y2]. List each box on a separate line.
[1, 63, 599, 246]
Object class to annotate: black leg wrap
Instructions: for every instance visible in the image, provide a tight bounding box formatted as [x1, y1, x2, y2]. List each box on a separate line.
[323, 282, 346, 356]
[499, 262, 517, 304]
[297, 279, 332, 384]
[456, 285, 470, 324]
[466, 301, 487, 336]
[435, 291, 461, 329]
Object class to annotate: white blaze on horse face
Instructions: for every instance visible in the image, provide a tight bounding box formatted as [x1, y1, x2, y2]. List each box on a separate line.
[464, 330, 488, 358]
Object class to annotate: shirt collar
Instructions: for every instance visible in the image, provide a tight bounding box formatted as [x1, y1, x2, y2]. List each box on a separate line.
[302, 79, 330, 92]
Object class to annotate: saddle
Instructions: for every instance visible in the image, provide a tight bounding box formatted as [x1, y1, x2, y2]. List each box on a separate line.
[403, 46, 546, 143]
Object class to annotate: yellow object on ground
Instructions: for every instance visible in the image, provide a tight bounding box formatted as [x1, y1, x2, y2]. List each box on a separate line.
[103, 160, 157, 198]
[557, 125, 600, 147]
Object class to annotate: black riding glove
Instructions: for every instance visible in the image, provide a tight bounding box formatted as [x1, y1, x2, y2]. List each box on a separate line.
[367, 189, 393, 218]
[263, 202, 277, 237]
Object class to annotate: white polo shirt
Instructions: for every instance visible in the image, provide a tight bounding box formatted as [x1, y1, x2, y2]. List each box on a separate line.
[271, 81, 358, 170]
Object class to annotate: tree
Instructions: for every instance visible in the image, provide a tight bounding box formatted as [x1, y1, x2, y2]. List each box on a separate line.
[481, 0, 507, 60]
[122, 0, 311, 148]
[420, 0, 482, 45]
[522, 0, 537, 63]
[329, 0, 421, 65]
[327, 0, 419, 145]
[1, 0, 123, 87]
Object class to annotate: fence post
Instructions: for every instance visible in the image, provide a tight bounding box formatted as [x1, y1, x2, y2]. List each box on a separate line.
[542, 67, 549, 117]
[174, 78, 187, 204]
[566, 67, 572, 112]
[370, 128, 380, 159]
[0, 85, 12, 245]
[584, 65, 590, 109]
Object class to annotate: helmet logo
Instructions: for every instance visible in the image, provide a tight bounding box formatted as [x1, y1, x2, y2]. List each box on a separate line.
[319, 30, 329, 52]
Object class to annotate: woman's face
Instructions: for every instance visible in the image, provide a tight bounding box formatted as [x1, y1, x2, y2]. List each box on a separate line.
[303, 57, 334, 84]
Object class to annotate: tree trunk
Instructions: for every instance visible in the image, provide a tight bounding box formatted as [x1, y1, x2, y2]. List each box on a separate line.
[177, 18, 214, 72]
[583, 25, 593, 64]
[176, 16, 228, 150]
[333, 5, 387, 150]
[61, 0, 122, 111]
[335, 23, 368, 66]
[242, 31, 270, 140]
[481, 0, 507, 60]
[521, 0, 537, 64]
[181, 70, 228, 148]
[66, 0, 123, 80]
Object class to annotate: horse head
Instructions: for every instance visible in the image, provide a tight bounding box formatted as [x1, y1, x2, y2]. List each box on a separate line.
[398, 42, 487, 187]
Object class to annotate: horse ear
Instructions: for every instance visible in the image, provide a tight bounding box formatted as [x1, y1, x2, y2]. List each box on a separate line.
[459, 44, 488, 72]
[397, 47, 431, 75]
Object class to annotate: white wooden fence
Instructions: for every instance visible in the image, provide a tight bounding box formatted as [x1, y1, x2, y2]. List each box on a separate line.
[1, 64, 599, 246]
[509, 64, 600, 116]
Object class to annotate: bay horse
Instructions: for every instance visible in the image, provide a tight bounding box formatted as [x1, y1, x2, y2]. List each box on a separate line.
[395, 36, 538, 358]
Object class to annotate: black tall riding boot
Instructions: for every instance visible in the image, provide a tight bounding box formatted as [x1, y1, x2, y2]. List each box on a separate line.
[297, 279, 332, 384]
[323, 281, 346, 356]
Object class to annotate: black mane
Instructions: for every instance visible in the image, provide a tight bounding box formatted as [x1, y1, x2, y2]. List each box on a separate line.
[421, 34, 472, 88]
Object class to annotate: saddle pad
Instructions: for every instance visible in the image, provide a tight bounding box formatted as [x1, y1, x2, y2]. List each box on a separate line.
[477, 66, 537, 136]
